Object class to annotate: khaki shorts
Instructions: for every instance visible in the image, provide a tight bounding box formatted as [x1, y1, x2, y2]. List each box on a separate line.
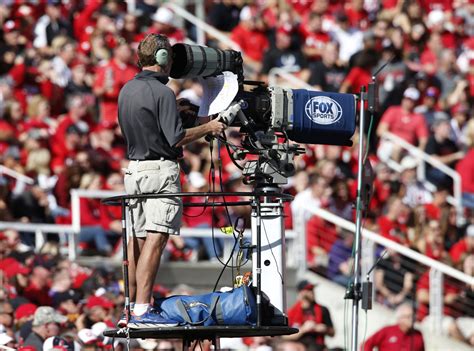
[124, 160, 183, 237]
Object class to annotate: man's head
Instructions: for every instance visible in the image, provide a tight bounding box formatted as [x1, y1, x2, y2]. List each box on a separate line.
[137, 34, 172, 74]
[401, 87, 420, 112]
[432, 114, 451, 140]
[395, 303, 415, 332]
[466, 224, 474, 249]
[32, 306, 67, 339]
[297, 280, 316, 304]
[114, 40, 132, 64]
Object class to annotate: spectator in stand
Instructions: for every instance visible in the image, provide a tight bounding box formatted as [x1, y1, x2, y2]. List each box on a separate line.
[23, 306, 67, 350]
[22, 266, 52, 307]
[291, 173, 331, 222]
[450, 224, 474, 270]
[230, 5, 269, 72]
[207, 0, 242, 33]
[363, 303, 424, 351]
[77, 173, 115, 256]
[148, 6, 185, 46]
[33, 1, 72, 51]
[414, 86, 441, 128]
[378, 196, 409, 245]
[416, 267, 462, 322]
[398, 156, 433, 210]
[300, 12, 330, 63]
[50, 36, 75, 89]
[416, 219, 451, 263]
[285, 280, 335, 351]
[376, 87, 429, 163]
[339, 47, 378, 94]
[375, 251, 415, 307]
[93, 40, 137, 124]
[450, 104, 469, 149]
[425, 115, 464, 187]
[308, 41, 345, 92]
[330, 12, 363, 65]
[260, 27, 308, 81]
[455, 119, 474, 209]
[327, 230, 354, 286]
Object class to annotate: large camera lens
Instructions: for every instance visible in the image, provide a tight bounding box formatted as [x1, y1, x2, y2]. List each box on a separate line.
[170, 43, 243, 80]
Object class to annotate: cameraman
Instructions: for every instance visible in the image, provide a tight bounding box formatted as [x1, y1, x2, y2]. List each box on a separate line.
[117, 34, 226, 328]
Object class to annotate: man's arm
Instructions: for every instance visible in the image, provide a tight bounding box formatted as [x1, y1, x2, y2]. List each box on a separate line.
[175, 119, 226, 147]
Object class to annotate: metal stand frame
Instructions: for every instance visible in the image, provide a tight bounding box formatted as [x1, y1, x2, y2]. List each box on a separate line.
[349, 87, 368, 351]
[102, 191, 295, 350]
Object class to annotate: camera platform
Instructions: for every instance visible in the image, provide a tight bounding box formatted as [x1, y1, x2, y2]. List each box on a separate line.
[104, 325, 298, 339]
[104, 325, 298, 350]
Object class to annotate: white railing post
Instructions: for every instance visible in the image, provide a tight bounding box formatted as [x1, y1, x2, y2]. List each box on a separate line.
[361, 236, 375, 278]
[35, 229, 46, 252]
[429, 269, 444, 334]
[194, 0, 206, 45]
[70, 189, 81, 260]
[293, 210, 308, 278]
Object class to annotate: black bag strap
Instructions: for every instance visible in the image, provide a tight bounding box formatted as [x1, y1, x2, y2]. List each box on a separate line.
[175, 295, 220, 326]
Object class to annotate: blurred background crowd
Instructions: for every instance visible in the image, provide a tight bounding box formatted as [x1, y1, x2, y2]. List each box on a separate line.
[0, 0, 473, 350]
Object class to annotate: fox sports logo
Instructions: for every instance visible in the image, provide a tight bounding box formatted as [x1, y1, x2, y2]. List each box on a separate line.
[304, 96, 343, 125]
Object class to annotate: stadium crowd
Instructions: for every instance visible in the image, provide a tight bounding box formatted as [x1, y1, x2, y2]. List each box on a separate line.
[0, 0, 473, 350]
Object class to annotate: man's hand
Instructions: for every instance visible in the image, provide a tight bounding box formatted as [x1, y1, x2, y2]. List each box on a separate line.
[207, 119, 227, 136]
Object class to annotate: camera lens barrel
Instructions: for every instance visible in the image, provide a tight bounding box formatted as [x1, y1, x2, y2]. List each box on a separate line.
[170, 43, 242, 80]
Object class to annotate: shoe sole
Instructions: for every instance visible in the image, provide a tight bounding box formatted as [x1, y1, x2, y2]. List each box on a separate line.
[127, 322, 178, 329]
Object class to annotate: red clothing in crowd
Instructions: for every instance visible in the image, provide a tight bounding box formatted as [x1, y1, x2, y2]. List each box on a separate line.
[80, 198, 103, 226]
[306, 216, 338, 262]
[342, 67, 372, 94]
[363, 325, 425, 351]
[416, 270, 460, 321]
[377, 216, 408, 245]
[449, 238, 473, 265]
[73, 0, 102, 44]
[93, 59, 138, 123]
[379, 106, 429, 145]
[455, 149, 474, 193]
[230, 25, 269, 62]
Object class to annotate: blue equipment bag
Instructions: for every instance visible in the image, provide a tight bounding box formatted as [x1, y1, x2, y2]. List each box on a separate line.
[153, 284, 257, 326]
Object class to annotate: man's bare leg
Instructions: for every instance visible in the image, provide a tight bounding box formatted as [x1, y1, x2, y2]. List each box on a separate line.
[135, 232, 169, 304]
[128, 236, 146, 303]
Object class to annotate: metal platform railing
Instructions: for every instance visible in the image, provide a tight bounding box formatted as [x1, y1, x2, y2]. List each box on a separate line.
[381, 132, 463, 225]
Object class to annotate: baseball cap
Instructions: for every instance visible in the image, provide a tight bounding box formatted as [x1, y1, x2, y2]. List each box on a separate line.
[151, 7, 175, 25]
[32, 306, 68, 326]
[239, 6, 253, 22]
[297, 279, 316, 291]
[451, 104, 469, 116]
[85, 295, 114, 310]
[403, 87, 420, 101]
[15, 303, 37, 320]
[425, 86, 439, 98]
[432, 111, 450, 126]
[43, 336, 74, 351]
[78, 329, 98, 345]
[0, 333, 13, 346]
[3, 20, 19, 33]
[400, 156, 418, 171]
[0, 258, 30, 279]
[467, 224, 474, 237]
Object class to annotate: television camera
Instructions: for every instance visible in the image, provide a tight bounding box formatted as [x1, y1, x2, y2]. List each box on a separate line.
[170, 43, 358, 185]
